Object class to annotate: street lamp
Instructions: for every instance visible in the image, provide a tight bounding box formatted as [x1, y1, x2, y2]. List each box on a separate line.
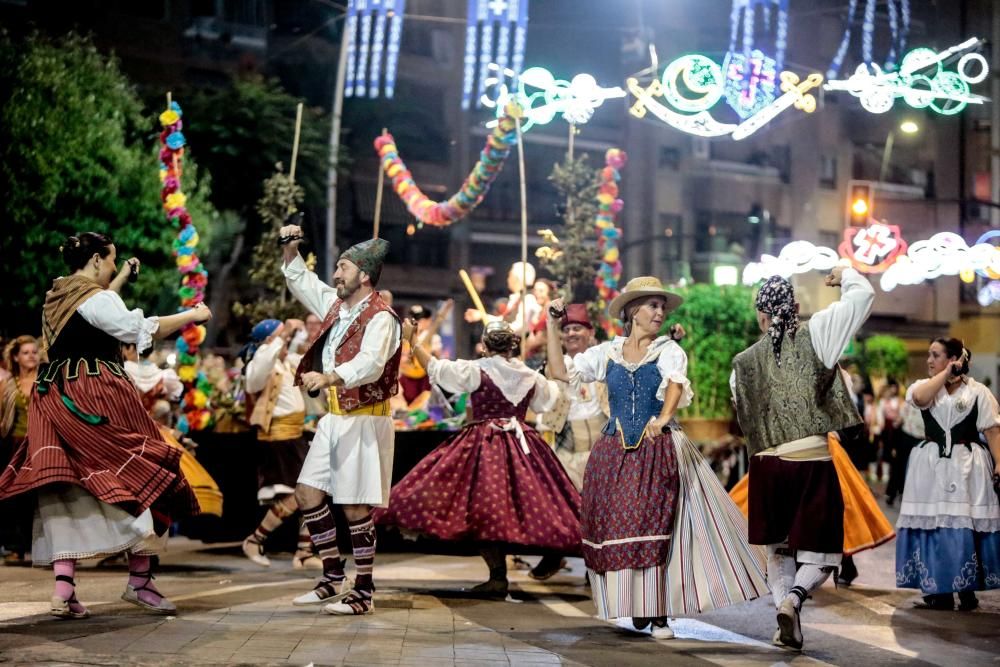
[880, 120, 920, 182]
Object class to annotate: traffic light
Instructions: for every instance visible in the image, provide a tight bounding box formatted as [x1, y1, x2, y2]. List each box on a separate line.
[847, 180, 873, 227]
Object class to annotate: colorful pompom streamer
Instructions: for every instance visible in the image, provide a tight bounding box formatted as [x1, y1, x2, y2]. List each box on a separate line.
[159, 100, 212, 433]
[373, 103, 521, 229]
[595, 148, 627, 337]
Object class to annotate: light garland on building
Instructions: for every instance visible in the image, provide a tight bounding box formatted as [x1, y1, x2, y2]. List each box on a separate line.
[626, 54, 822, 140]
[481, 65, 625, 131]
[824, 38, 989, 115]
[344, 0, 407, 99]
[462, 0, 529, 110]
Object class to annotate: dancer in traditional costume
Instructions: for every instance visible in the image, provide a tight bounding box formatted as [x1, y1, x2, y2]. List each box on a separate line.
[895, 338, 1000, 611]
[729, 433, 895, 559]
[730, 266, 874, 650]
[239, 319, 316, 569]
[547, 279, 767, 641]
[377, 319, 581, 596]
[397, 302, 452, 404]
[0, 232, 209, 618]
[0, 336, 40, 565]
[279, 225, 402, 616]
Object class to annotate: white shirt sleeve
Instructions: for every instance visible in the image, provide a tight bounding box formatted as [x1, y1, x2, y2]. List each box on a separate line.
[427, 358, 484, 394]
[656, 342, 693, 409]
[905, 379, 935, 409]
[974, 383, 1000, 432]
[529, 374, 562, 414]
[77, 291, 160, 353]
[806, 268, 875, 369]
[729, 369, 738, 408]
[282, 254, 338, 320]
[334, 311, 401, 389]
[245, 337, 284, 395]
[569, 342, 611, 385]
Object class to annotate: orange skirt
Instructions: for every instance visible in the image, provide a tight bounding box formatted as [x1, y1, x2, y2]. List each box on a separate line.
[729, 435, 894, 555]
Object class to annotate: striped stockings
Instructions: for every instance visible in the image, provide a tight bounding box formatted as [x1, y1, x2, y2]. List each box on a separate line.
[302, 503, 345, 582]
[252, 496, 298, 545]
[349, 514, 376, 593]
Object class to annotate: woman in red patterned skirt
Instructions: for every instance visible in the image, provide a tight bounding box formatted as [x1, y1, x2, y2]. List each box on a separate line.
[0, 232, 210, 619]
[376, 320, 581, 596]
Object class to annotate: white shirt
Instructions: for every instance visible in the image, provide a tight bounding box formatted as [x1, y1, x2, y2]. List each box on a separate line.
[124, 360, 183, 402]
[905, 378, 1000, 450]
[568, 336, 694, 409]
[427, 356, 560, 415]
[730, 268, 875, 399]
[565, 353, 605, 422]
[282, 255, 401, 389]
[78, 291, 160, 354]
[245, 337, 305, 417]
[485, 293, 540, 334]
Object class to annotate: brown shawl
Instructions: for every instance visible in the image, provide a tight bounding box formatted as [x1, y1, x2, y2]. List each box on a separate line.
[41, 275, 103, 353]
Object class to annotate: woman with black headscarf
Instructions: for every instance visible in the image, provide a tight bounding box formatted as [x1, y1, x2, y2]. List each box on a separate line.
[730, 265, 874, 650]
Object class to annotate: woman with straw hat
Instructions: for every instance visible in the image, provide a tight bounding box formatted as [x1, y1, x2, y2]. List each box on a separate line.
[546, 277, 767, 640]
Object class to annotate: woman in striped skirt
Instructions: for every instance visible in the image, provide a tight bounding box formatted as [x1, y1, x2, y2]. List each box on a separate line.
[546, 279, 767, 640]
[0, 232, 210, 619]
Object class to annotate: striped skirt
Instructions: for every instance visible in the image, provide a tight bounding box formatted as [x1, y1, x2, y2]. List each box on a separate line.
[590, 430, 768, 619]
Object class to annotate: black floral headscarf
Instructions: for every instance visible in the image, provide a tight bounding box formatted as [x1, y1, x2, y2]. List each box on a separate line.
[755, 276, 799, 367]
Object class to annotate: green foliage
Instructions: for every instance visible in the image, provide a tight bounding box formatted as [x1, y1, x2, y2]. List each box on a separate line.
[0, 32, 218, 331]
[232, 167, 307, 323]
[174, 76, 332, 215]
[864, 334, 909, 381]
[663, 284, 760, 419]
[538, 154, 600, 319]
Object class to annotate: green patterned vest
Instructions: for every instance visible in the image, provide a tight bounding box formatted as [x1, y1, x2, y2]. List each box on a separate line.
[732, 326, 860, 457]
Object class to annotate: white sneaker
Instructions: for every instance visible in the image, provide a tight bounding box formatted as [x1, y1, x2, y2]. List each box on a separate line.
[651, 623, 674, 640]
[776, 598, 803, 650]
[323, 590, 373, 615]
[292, 577, 353, 606]
[241, 537, 270, 567]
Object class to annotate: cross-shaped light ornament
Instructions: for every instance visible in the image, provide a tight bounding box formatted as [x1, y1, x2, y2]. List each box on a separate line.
[853, 223, 897, 265]
[487, 0, 508, 16]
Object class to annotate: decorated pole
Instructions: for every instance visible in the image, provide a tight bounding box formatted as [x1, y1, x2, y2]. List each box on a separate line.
[514, 107, 529, 359]
[158, 94, 212, 433]
[595, 148, 627, 337]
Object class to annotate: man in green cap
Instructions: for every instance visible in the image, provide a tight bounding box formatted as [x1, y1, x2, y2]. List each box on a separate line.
[279, 223, 402, 616]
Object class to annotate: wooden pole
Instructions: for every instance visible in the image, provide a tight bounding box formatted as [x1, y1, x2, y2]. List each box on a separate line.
[373, 128, 387, 239]
[459, 269, 488, 316]
[166, 91, 172, 108]
[515, 115, 529, 360]
[565, 123, 576, 298]
[289, 102, 304, 185]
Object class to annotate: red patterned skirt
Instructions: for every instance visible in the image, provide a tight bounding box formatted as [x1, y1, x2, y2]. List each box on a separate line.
[0, 360, 198, 531]
[376, 418, 582, 552]
[582, 432, 680, 573]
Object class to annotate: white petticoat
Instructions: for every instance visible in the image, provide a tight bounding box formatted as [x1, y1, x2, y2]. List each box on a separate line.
[32, 484, 166, 565]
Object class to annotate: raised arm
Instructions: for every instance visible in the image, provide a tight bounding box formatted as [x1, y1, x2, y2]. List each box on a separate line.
[807, 266, 875, 369]
[279, 223, 337, 319]
[544, 298, 569, 382]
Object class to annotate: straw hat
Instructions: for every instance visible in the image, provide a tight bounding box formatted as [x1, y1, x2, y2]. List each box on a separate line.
[608, 276, 684, 321]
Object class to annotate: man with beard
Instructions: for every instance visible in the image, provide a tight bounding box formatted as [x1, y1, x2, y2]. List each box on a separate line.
[279, 225, 402, 616]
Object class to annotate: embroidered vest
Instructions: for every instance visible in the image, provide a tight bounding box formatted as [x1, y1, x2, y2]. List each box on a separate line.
[295, 292, 401, 412]
[603, 360, 664, 447]
[732, 327, 860, 457]
[921, 402, 982, 456]
[469, 371, 534, 421]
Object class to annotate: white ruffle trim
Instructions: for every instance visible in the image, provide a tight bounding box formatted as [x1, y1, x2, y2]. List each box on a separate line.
[656, 371, 693, 409]
[897, 514, 1000, 533]
[137, 316, 159, 354]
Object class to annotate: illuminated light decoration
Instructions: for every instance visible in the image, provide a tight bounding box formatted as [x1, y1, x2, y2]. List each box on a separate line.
[977, 281, 1000, 307]
[839, 222, 908, 273]
[828, 0, 910, 80]
[482, 65, 626, 131]
[728, 1, 789, 95]
[974, 230, 1000, 279]
[594, 148, 627, 337]
[713, 265, 739, 286]
[723, 49, 778, 119]
[374, 103, 520, 228]
[742, 241, 840, 285]
[627, 63, 822, 140]
[345, 0, 407, 99]
[462, 0, 530, 110]
[157, 101, 212, 433]
[824, 38, 990, 115]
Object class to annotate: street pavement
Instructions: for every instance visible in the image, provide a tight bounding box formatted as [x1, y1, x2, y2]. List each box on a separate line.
[1, 496, 998, 667]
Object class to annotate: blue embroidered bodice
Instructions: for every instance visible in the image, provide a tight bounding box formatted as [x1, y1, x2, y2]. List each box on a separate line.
[603, 359, 664, 447]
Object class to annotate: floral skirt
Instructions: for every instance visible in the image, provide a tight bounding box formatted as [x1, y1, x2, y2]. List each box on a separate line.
[895, 440, 1000, 593]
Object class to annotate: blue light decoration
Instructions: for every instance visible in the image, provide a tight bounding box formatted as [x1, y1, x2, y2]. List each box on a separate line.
[344, 0, 407, 100]
[461, 0, 530, 110]
[726, 0, 787, 118]
[827, 0, 910, 80]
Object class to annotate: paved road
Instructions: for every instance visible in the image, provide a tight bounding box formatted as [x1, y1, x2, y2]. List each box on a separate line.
[1, 501, 998, 666]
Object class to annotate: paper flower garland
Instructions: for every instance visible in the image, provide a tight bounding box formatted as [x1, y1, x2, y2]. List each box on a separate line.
[373, 103, 521, 230]
[159, 100, 212, 433]
[595, 148, 627, 337]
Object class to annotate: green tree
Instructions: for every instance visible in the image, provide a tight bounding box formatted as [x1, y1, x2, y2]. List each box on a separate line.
[864, 334, 909, 382]
[664, 284, 760, 419]
[0, 32, 218, 332]
[232, 166, 309, 323]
